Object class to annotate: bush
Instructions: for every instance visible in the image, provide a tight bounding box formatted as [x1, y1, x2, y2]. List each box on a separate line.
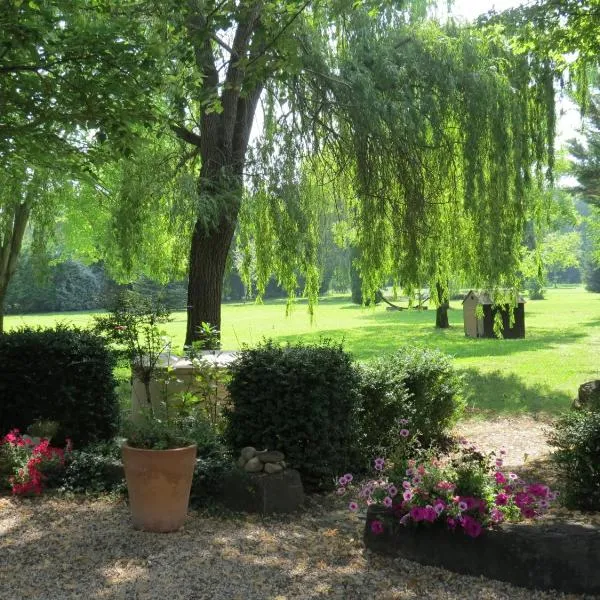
[59, 440, 125, 495]
[549, 410, 600, 510]
[0, 326, 119, 447]
[357, 347, 464, 453]
[225, 340, 361, 490]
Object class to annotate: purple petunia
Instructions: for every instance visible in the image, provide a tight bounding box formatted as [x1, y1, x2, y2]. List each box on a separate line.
[399, 429, 410, 437]
[370, 520, 384, 535]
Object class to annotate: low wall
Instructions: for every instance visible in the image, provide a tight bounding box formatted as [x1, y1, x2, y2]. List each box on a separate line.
[364, 507, 600, 595]
[131, 351, 236, 418]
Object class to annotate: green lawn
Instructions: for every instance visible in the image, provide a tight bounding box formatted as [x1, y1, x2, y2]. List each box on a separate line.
[6, 286, 599, 418]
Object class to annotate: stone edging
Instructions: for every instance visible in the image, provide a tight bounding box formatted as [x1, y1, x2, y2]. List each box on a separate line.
[364, 507, 600, 595]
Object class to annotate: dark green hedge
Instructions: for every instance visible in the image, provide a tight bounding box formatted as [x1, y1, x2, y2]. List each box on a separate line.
[225, 340, 360, 491]
[0, 326, 119, 447]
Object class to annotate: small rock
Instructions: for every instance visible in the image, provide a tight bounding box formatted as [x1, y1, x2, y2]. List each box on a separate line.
[264, 462, 283, 474]
[240, 446, 257, 461]
[244, 457, 263, 472]
[256, 450, 285, 463]
[280, 461, 286, 469]
[237, 456, 247, 468]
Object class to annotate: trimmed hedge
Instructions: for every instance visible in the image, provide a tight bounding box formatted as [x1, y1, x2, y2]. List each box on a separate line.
[225, 340, 360, 490]
[0, 326, 119, 447]
[357, 346, 464, 452]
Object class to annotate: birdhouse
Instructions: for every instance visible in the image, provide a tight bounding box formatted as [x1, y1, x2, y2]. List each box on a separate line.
[462, 291, 525, 339]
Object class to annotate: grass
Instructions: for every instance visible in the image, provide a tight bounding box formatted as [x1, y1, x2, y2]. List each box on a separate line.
[5, 286, 600, 419]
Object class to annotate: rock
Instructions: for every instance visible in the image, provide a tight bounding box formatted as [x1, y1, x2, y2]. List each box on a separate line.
[264, 462, 283, 474]
[256, 450, 285, 463]
[220, 469, 304, 514]
[244, 457, 263, 472]
[575, 381, 600, 411]
[240, 446, 257, 462]
[280, 461, 286, 469]
[237, 456, 247, 468]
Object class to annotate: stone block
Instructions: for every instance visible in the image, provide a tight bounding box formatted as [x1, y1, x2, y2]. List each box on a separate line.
[221, 469, 304, 514]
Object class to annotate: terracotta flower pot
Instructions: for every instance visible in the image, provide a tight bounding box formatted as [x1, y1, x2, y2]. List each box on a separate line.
[122, 443, 197, 532]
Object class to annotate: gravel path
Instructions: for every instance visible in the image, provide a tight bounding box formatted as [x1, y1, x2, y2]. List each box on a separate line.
[0, 496, 593, 600]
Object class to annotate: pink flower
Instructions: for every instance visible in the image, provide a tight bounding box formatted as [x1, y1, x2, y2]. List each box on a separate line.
[348, 502, 359, 512]
[490, 508, 504, 523]
[383, 496, 393, 508]
[403, 490, 413, 502]
[447, 517, 457, 529]
[343, 473, 353, 483]
[525, 483, 549, 498]
[337, 487, 346, 496]
[370, 520, 384, 535]
[495, 493, 509, 506]
[508, 472, 519, 481]
[388, 485, 398, 497]
[402, 480, 412, 489]
[495, 459, 503, 468]
[521, 507, 536, 519]
[436, 481, 455, 491]
[458, 501, 468, 511]
[399, 429, 410, 437]
[461, 515, 483, 538]
[494, 472, 507, 484]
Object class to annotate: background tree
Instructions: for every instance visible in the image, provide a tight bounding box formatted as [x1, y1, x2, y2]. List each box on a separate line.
[0, 0, 162, 329]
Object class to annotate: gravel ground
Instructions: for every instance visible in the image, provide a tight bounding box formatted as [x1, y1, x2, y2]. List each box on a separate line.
[0, 495, 595, 600]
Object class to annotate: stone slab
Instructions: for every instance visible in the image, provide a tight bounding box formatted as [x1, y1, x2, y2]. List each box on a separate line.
[364, 507, 600, 595]
[221, 469, 304, 514]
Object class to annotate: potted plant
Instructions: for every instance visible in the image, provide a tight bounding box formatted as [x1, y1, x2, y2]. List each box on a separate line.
[121, 417, 199, 532]
[94, 292, 199, 532]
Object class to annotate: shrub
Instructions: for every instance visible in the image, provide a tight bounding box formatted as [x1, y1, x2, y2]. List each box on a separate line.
[59, 440, 125, 495]
[225, 340, 361, 490]
[548, 410, 600, 510]
[0, 326, 119, 447]
[357, 347, 464, 453]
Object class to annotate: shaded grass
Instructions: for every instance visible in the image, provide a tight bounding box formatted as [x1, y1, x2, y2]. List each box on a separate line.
[5, 287, 600, 418]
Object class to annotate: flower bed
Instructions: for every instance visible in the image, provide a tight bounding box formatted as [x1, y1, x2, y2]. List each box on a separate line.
[363, 506, 600, 594]
[340, 422, 600, 594]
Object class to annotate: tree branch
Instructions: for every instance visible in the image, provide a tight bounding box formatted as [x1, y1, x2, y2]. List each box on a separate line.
[170, 123, 202, 147]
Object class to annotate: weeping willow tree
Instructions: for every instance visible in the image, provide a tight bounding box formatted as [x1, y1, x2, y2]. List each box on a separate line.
[238, 18, 556, 327]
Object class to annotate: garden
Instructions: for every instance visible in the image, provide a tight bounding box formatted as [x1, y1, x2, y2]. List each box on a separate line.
[2, 288, 600, 599]
[3, 0, 600, 597]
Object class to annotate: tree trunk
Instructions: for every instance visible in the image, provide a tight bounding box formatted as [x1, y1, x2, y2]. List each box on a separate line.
[185, 213, 237, 347]
[435, 282, 450, 329]
[0, 290, 5, 334]
[0, 200, 32, 333]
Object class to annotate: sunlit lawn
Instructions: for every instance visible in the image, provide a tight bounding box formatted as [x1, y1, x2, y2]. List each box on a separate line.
[6, 286, 599, 418]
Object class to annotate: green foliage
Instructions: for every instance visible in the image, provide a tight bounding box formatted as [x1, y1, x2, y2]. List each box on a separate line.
[121, 414, 213, 451]
[93, 290, 171, 415]
[0, 326, 119, 447]
[0, 0, 162, 169]
[225, 340, 361, 490]
[59, 440, 125, 495]
[358, 347, 464, 452]
[549, 409, 600, 510]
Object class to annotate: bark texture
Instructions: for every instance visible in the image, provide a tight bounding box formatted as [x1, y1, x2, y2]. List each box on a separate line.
[180, 4, 263, 346]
